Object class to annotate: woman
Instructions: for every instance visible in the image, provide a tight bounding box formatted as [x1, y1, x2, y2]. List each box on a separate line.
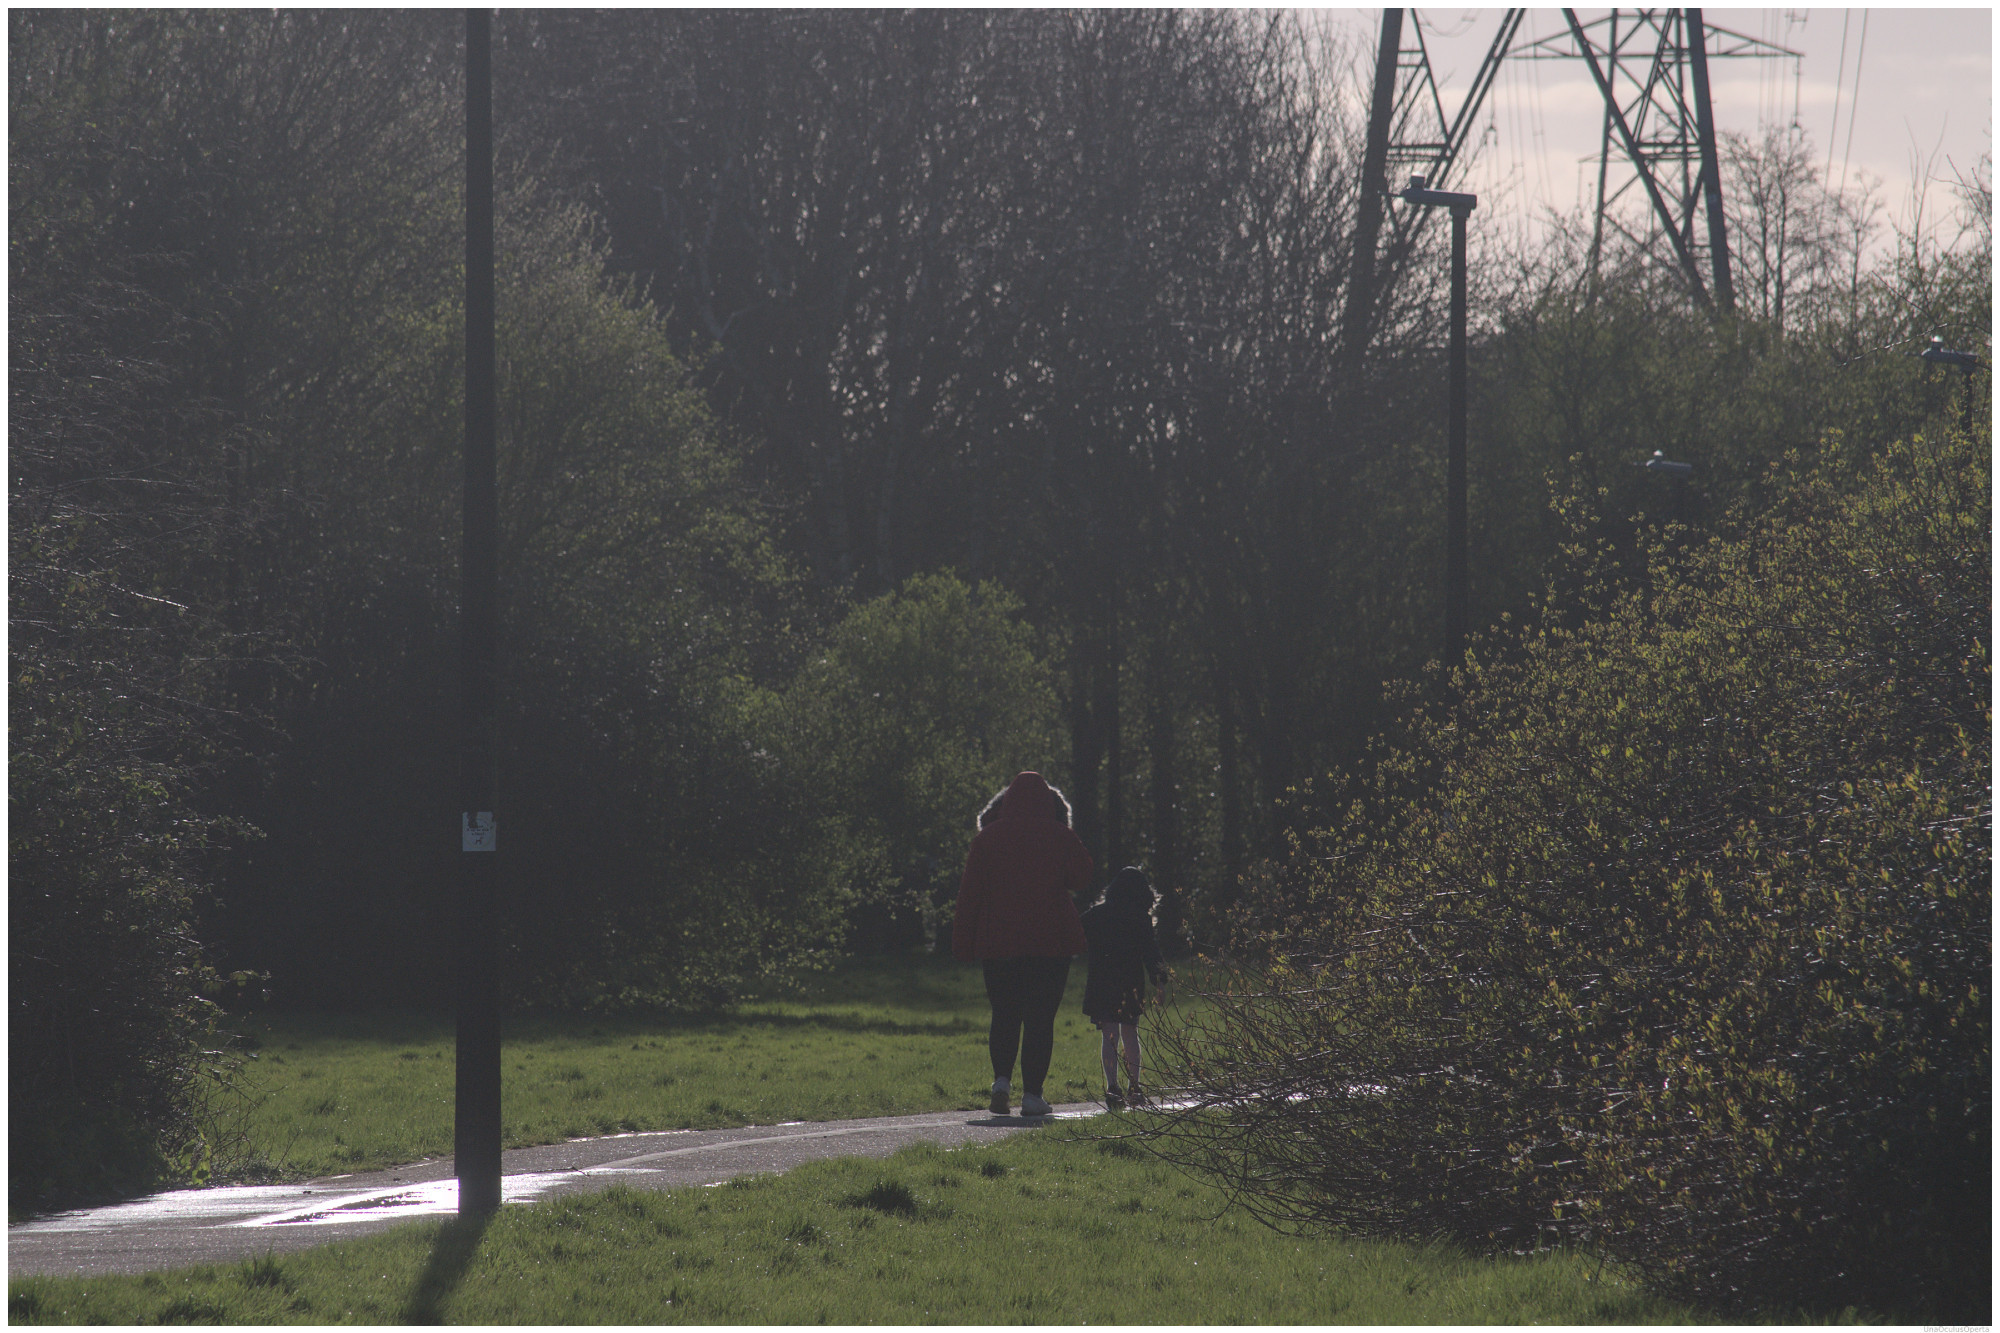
[951, 771, 1093, 1117]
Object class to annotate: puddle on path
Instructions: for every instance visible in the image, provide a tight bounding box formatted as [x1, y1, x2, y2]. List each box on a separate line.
[14, 1103, 1138, 1238]
[237, 1174, 580, 1227]
[16, 1187, 323, 1234]
[15, 1175, 585, 1235]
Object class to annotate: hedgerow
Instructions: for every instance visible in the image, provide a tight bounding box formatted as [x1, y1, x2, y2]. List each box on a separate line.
[1145, 426, 1989, 1319]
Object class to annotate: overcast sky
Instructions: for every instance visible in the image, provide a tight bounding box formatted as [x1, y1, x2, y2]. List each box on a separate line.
[1328, 7, 1992, 259]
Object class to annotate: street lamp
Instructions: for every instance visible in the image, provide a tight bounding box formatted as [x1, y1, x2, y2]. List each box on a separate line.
[1919, 336, 1982, 372]
[1919, 337, 1983, 435]
[1638, 450, 1694, 525]
[458, 6, 502, 1218]
[1399, 174, 1477, 664]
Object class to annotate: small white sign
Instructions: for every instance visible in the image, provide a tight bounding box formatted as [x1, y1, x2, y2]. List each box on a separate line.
[462, 812, 496, 852]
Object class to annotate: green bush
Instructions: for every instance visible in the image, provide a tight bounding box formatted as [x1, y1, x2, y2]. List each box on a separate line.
[467, 201, 838, 1014]
[1471, 211, 1988, 631]
[8, 565, 239, 1212]
[770, 572, 1065, 946]
[1147, 426, 1988, 1318]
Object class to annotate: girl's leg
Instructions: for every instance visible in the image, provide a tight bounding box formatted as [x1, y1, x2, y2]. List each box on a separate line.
[1099, 1024, 1121, 1090]
[1119, 1022, 1142, 1089]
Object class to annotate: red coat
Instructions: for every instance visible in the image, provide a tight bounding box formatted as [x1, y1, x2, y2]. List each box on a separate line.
[951, 772, 1093, 960]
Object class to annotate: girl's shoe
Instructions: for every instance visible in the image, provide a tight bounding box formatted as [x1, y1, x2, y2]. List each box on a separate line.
[989, 1078, 1011, 1115]
[1021, 1092, 1053, 1117]
[1105, 1085, 1126, 1109]
[1126, 1082, 1148, 1107]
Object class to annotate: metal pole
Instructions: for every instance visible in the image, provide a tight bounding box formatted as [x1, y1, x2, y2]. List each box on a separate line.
[1446, 205, 1468, 664]
[1589, 106, 1610, 282]
[1399, 176, 1476, 665]
[1344, 8, 1404, 360]
[1685, 8, 1736, 313]
[457, 6, 502, 1218]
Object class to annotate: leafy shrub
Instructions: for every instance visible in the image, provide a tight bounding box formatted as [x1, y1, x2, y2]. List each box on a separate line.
[1145, 426, 1989, 1318]
[8, 12, 287, 1207]
[468, 203, 841, 1014]
[8, 563, 240, 1211]
[771, 572, 1065, 947]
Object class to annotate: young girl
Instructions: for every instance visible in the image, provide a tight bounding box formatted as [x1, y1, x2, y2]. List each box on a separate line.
[1080, 866, 1169, 1107]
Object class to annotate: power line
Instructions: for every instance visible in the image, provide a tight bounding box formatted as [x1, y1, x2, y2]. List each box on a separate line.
[1788, 10, 1806, 125]
[1825, 9, 1851, 189]
[1528, 34, 1553, 214]
[1768, 9, 1784, 127]
[1839, 9, 1869, 197]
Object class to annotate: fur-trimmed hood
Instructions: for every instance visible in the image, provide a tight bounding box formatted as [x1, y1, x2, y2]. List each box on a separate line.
[977, 771, 1073, 830]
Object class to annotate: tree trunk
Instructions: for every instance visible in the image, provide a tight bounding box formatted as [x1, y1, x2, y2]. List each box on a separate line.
[1213, 660, 1243, 891]
[1146, 639, 1183, 945]
[1101, 606, 1123, 876]
[1068, 645, 1104, 865]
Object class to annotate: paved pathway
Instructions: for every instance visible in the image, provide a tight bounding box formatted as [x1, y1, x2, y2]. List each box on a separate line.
[8, 1102, 1105, 1279]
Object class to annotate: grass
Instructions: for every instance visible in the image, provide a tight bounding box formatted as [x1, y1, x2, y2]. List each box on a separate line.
[220, 952, 1135, 1180]
[7, 1122, 1702, 1325]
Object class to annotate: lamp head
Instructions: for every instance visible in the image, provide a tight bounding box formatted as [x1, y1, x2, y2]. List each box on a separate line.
[1919, 336, 1982, 371]
[1399, 175, 1478, 211]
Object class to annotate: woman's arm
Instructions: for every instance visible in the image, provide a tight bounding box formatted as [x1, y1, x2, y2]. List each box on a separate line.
[949, 839, 989, 961]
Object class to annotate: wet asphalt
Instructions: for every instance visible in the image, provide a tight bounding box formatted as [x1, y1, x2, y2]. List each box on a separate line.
[7, 1102, 1103, 1279]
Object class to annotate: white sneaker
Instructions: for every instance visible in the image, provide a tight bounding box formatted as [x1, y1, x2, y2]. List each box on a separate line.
[989, 1078, 1011, 1115]
[1021, 1092, 1052, 1117]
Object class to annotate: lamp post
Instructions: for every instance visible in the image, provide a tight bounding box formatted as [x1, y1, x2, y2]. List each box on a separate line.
[1399, 175, 1477, 665]
[458, 6, 502, 1218]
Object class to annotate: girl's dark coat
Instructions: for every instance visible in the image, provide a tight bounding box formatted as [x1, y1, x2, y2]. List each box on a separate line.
[1080, 882, 1166, 1025]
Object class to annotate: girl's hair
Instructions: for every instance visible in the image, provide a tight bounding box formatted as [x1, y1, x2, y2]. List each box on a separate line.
[1102, 865, 1157, 921]
[976, 781, 1073, 830]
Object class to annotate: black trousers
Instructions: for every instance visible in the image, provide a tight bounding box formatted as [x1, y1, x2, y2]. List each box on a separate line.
[983, 956, 1071, 1096]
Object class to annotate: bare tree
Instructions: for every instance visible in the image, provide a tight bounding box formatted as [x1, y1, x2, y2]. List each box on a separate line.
[1724, 122, 1881, 337]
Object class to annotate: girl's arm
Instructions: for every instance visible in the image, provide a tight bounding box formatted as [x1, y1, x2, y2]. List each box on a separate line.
[1140, 914, 1167, 983]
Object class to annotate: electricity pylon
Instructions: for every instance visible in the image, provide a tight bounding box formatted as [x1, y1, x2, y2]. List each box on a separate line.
[1346, 7, 1799, 345]
[1517, 9, 1798, 311]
